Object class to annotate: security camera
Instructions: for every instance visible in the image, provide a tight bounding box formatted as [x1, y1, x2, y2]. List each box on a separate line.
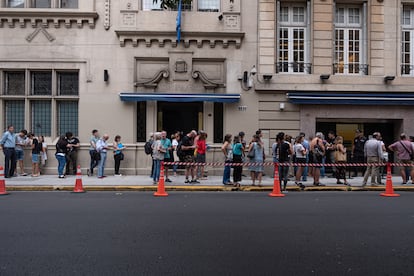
[250, 65, 257, 76]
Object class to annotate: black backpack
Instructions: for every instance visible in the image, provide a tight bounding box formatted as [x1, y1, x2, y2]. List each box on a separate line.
[176, 141, 184, 161]
[144, 140, 153, 155]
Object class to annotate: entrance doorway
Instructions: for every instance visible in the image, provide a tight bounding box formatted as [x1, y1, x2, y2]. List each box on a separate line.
[157, 102, 203, 136]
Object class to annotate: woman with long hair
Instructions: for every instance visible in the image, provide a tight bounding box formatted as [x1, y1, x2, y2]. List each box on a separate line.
[221, 134, 233, 185]
[334, 136, 348, 185]
[248, 135, 264, 186]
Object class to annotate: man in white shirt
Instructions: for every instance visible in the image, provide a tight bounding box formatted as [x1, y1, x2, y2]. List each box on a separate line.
[96, 134, 110, 179]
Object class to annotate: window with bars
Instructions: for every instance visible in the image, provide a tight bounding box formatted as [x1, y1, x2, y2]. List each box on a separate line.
[198, 0, 219, 12]
[142, 0, 192, 11]
[31, 100, 52, 136]
[58, 101, 78, 136]
[4, 100, 25, 131]
[31, 71, 52, 95]
[277, 2, 309, 74]
[6, 0, 24, 7]
[402, 6, 414, 76]
[4, 72, 25, 95]
[58, 72, 79, 95]
[1, 70, 79, 137]
[334, 5, 366, 75]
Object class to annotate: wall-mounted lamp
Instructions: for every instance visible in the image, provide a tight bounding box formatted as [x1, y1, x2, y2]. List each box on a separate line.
[104, 69, 109, 82]
[384, 76, 395, 83]
[263, 74, 273, 81]
[279, 102, 285, 111]
[218, 14, 223, 21]
[320, 74, 330, 81]
[240, 65, 257, 91]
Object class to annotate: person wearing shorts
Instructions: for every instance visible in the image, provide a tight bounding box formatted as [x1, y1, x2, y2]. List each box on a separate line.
[181, 130, 198, 184]
[15, 129, 28, 176]
[28, 133, 41, 177]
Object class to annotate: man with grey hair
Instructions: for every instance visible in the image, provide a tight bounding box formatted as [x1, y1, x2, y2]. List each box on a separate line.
[362, 132, 382, 187]
[389, 133, 414, 184]
[96, 134, 110, 179]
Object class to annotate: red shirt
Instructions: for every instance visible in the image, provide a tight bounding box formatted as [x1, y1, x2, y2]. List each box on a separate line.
[197, 140, 206, 154]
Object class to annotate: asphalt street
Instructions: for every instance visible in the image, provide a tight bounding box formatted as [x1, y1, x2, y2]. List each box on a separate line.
[1, 192, 414, 276]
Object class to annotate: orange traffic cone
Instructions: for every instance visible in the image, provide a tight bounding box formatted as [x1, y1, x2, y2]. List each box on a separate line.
[154, 162, 168, 197]
[0, 166, 9, 196]
[381, 163, 400, 197]
[269, 163, 285, 197]
[72, 165, 86, 193]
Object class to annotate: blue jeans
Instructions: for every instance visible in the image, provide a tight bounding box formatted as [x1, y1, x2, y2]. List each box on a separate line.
[97, 152, 107, 177]
[153, 159, 161, 182]
[223, 161, 231, 184]
[302, 154, 309, 181]
[56, 154, 66, 176]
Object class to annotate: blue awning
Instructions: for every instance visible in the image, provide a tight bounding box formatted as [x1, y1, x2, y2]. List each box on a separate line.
[119, 93, 240, 103]
[287, 92, 414, 105]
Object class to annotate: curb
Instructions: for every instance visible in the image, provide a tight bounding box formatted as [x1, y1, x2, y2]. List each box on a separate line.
[5, 185, 414, 192]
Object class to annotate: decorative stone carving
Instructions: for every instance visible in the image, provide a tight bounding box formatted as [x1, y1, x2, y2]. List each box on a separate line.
[0, 11, 98, 29]
[192, 70, 225, 89]
[134, 69, 170, 88]
[115, 30, 244, 49]
[104, 0, 110, 30]
[26, 26, 55, 42]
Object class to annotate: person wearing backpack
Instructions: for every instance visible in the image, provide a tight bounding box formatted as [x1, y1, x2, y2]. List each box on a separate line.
[145, 133, 154, 177]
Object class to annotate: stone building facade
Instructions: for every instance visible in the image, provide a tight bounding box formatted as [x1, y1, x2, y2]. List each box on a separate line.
[0, 0, 413, 175]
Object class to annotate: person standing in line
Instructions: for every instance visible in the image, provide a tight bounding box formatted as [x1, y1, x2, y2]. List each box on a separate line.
[160, 131, 173, 182]
[65, 132, 80, 176]
[334, 136, 348, 185]
[195, 131, 207, 180]
[113, 135, 125, 176]
[181, 130, 198, 184]
[221, 134, 233, 185]
[0, 125, 17, 178]
[171, 132, 180, 177]
[388, 133, 414, 185]
[300, 132, 310, 182]
[38, 135, 47, 174]
[28, 133, 41, 177]
[272, 132, 292, 191]
[293, 135, 307, 190]
[310, 132, 326, 186]
[96, 134, 110, 179]
[352, 129, 367, 177]
[151, 132, 165, 185]
[232, 135, 243, 187]
[248, 135, 264, 186]
[362, 132, 383, 187]
[55, 135, 69, 178]
[88, 129, 100, 177]
[15, 129, 28, 176]
[239, 131, 247, 177]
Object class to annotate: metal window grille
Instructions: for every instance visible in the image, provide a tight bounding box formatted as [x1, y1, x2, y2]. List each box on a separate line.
[60, 0, 78, 8]
[4, 72, 25, 95]
[31, 100, 51, 136]
[4, 100, 25, 131]
[198, 0, 220, 12]
[31, 72, 52, 96]
[6, 0, 24, 7]
[58, 72, 79, 96]
[142, 0, 162, 10]
[58, 101, 78, 136]
[32, 0, 51, 8]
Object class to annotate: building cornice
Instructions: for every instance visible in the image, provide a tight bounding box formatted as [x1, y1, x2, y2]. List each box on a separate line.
[115, 30, 245, 48]
[0, 10, 99, 28]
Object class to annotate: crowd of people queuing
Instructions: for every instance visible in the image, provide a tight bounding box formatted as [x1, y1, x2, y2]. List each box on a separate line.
[2, 124, 414, 187]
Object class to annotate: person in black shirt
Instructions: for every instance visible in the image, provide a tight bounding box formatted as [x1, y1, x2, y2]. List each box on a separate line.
[181, 130, 198, 184]
[65, 132, 80, 175]
[55, 135, 69, 178]
[28, 133, 42, 177]
[352, 129, 367, 177]
[272, 132, 292, 191]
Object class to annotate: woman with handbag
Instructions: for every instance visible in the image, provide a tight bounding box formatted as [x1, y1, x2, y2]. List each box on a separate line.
[334, 136, 348, 185]
[248, 135, 264, 186]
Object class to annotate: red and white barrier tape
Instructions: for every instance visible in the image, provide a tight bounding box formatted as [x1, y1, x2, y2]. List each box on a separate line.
[162, 161, 414, 167]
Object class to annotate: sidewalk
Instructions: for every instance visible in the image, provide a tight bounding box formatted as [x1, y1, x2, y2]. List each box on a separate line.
[3, 173, 414, 192]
